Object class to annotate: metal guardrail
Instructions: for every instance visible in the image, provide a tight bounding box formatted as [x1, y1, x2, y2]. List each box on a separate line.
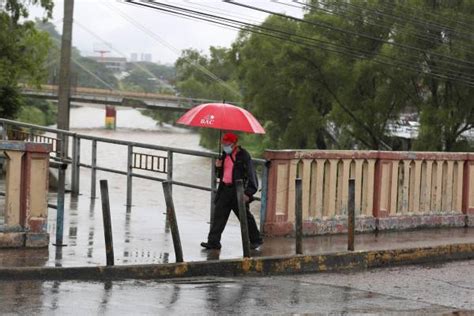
[0, 118, 269, 221]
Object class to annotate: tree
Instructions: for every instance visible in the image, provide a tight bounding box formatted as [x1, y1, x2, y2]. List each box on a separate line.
[395, 1, 474, 151]
[308, 0, 473, 151]
[0, 0, 53, 118]
[123, 67, 158, 93]
[72, 57, 119, 90]
[236, 16, 335, 150]
[175, 48, 240, 101]
[126, 61, 175, 83]
[123, 61, 176, 94]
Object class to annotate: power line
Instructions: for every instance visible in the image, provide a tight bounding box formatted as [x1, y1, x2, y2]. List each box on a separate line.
[71, 56, 117, 92]
[47, 34, 120, 92]
[284, 0, 474, 54]
[147, 0, 474, 83]
[370, 0, 474, 33]
[112, 1, 243, 99]
[127, 0, 474, 86]
[74, 19, 171, 90]
[229, 0, 474, 71]
[183, 0, 266, 25]
[326, 0, 473, 42]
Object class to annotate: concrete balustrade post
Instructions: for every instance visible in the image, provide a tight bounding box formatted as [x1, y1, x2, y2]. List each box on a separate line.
[463, 156, 474, 227]
[0, 142, 52, 248]
[259, 161, 270, 233]
[3, 151, 24, 230]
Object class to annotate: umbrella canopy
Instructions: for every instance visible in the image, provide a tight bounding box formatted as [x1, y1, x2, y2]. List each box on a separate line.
[176, 103, 265, 134]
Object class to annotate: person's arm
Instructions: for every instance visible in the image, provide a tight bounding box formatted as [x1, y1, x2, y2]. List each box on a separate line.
[244, 152, 258, 198]
[215, 152, 225, 179]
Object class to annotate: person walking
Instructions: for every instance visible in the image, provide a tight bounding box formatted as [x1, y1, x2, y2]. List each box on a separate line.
[201, 132, 263, 250]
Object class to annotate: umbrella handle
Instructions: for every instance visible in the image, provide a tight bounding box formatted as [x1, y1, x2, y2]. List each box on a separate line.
[218, 130, 222, 159]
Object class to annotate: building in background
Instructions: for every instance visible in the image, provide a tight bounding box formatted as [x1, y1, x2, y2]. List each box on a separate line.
[89, 56, 127, 73]
[141, 53, 152, 62]
[129, 52, 153, 63]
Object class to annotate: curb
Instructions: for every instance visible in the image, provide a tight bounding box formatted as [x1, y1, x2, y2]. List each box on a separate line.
[1, 243, 473, 281]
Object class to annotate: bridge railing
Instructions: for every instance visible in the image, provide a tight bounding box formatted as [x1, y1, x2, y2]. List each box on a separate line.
[0, 118, 269, 226]
[264, 150, 474, 236]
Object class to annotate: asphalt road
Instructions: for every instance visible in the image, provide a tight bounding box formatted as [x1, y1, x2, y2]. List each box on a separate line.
[1, 260, 472, 315]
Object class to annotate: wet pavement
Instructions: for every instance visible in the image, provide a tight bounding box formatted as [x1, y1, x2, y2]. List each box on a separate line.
[1, 173, 473, 267]
[0, 260, 472, 314]
[0, 191, 472, 267]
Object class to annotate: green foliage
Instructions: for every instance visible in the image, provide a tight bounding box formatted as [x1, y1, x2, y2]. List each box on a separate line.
[175, 48, 241, 100]
[385, 1, 474, 151]
[17, 105, 47, 125]
[73, 57, 119, 90]
[3, 0, 53, 23]
[0, 1, 53, 119]
[236, 1, 473, 152]
[126, 61, 175, 83]
[123, 62, 177, 124]
[24, 97, 56, 125]
[236, 16, 334, 150]
[123, 62, 176, 94]
[141, 109, 180, 127]
[0, 85, 23, 118]
[123, 68, 158, 93]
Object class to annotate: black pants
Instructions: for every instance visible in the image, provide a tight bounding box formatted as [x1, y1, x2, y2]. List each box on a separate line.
[207, 185, 262, 245]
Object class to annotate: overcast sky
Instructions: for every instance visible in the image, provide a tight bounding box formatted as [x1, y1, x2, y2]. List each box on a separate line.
[29, 0, 303, 65]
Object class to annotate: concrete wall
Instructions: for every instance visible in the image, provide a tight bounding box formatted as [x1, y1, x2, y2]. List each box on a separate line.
[264, 150, 474, 236]
[0, 142, 51, 247]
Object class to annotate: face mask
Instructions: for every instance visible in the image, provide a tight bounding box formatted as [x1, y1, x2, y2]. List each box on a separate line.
[223, 144, 233, 154]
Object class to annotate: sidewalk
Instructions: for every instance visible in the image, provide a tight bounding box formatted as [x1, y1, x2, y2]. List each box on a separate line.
[1, 179, 473, 271]
[1, 227, 473, 268]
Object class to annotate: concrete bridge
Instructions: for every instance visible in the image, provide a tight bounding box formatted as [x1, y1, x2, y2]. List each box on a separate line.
[21, 85, 228, 112]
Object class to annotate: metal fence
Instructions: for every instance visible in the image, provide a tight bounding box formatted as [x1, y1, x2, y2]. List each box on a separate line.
[0, 118, 269, 226]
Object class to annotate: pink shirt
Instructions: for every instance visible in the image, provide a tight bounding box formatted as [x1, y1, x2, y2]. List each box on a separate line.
[222, 153, 235, 184]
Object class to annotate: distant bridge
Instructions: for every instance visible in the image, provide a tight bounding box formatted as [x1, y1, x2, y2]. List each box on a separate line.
[21, 85, 230, 112]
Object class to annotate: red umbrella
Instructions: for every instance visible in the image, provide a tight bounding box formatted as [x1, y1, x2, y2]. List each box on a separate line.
[176, 103, 265, 134]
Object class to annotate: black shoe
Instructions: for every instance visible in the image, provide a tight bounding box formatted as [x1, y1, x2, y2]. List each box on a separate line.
[200, 242, 221, 250]
[250, 240, 263, 250]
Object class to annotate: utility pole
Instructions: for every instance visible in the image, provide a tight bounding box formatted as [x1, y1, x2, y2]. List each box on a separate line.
[57, 0, 75, 147]
[55, 1, 74, 248]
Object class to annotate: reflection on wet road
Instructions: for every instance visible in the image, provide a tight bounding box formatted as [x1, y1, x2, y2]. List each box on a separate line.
[0, 261, 472, 314]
